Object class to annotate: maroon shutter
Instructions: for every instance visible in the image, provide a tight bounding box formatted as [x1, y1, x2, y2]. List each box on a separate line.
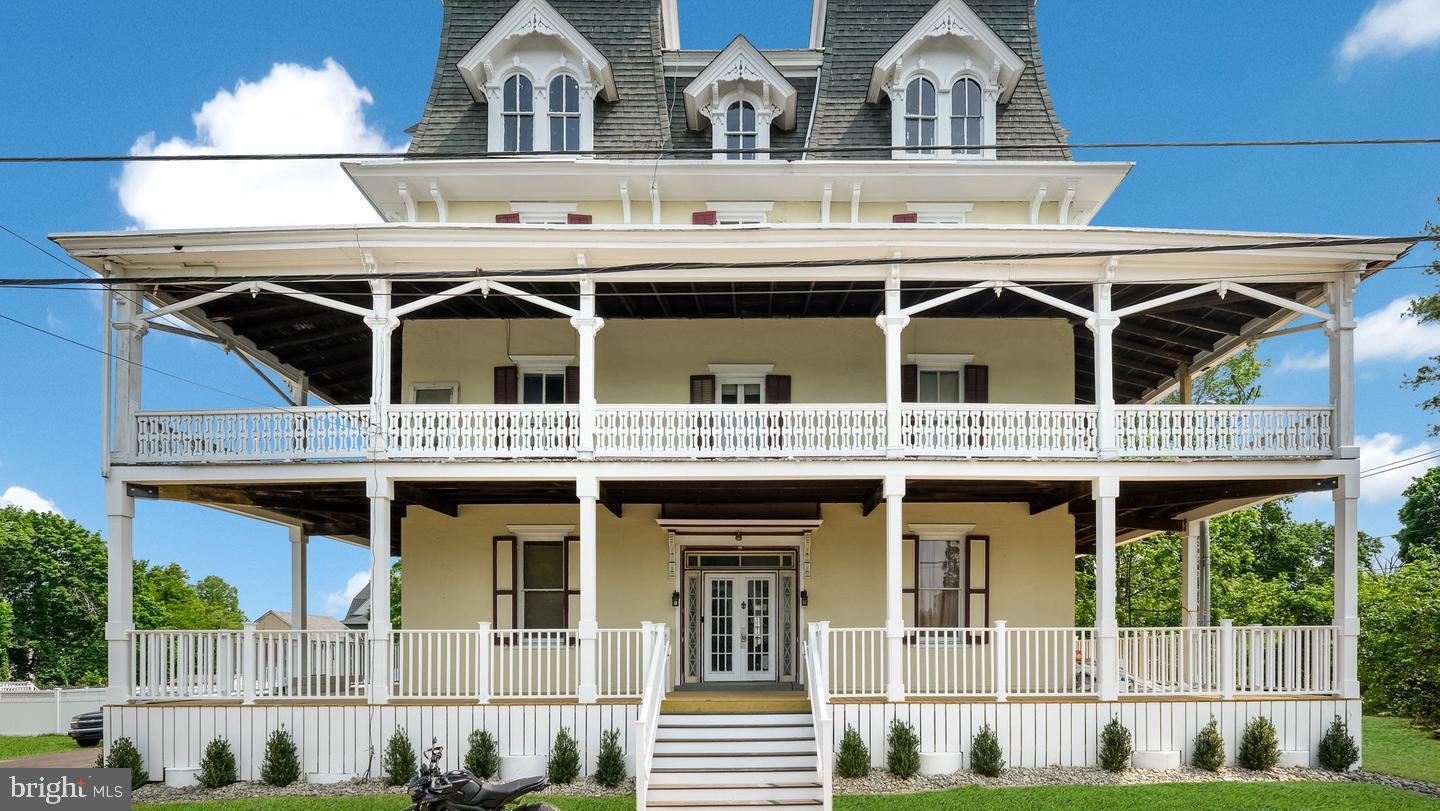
[691, 210, 718, 225]
[900, 364, 919, 403]
[964, 535, 990, 630]
[495, 212, 521, 224]
[494, 366, 519, 404]
[564, 366, 580, 404]
[689, 374, 716, 404]
[892, 212, 919, 223]
[566, 213, 593, 225]
[764, 374, 792, 404]
[964, 365, 989, 403]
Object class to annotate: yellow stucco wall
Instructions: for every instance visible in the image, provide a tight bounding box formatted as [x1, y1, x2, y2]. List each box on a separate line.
[401, 317, 1074, 405]
[399, 501, 1076, 632]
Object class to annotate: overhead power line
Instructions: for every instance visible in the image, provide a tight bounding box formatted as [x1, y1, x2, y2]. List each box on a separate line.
[3, 136, 1440, 163]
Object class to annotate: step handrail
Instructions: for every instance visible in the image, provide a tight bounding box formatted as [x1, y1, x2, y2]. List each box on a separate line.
[803, 623, 833, 811]
[633, 623, 670, 810]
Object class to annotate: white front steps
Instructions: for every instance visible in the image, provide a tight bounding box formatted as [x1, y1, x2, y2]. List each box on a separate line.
[645, 711, 823, 810]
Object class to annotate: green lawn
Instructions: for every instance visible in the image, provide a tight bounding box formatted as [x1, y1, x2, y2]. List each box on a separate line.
[0, 734, 79, 761]
[137, 783, 1438, 810]
[1365, 715, 1440, 784]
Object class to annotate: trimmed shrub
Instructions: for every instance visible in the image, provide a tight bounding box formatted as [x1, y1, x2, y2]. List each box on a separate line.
[1237, 716, 1281, 771]
[886, 719, 920, 779]
[94, 746, 104, 769]
[197, 737, 237, 789]
[105, 737, 148, 789]
[1317, 715, 1359, 772]
[547, 728, 580, 785]
[260, 726, 301, 787]
[1191, 718, 1224, 772]
[1098, 718, 1132, 772]
[594, 729, 626, 788]
[382, 727, 417, 786]
[835, 725, 870, 779]
[464, 729, 500, 781]
[970, 724, 1005, 777]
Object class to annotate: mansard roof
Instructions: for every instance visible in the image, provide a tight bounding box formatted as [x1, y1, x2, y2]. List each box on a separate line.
[408, 0, 1070, 160]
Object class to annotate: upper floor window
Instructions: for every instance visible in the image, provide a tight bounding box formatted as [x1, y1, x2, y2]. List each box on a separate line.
[918, 370, 960, 403]
[904, 78, 937, 154]
[548, 74, 581, 152]
[725, 101, 758, 161]
[502, 74, 535, 152]
[951, 78, 983, 155]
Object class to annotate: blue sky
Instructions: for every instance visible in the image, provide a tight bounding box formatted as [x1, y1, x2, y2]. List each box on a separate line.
[1, 1, 1439, 620]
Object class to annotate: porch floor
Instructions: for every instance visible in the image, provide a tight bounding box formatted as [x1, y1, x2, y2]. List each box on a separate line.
[661, 690, 811, 714]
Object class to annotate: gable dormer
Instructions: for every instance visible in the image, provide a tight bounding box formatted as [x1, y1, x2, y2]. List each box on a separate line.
[457, 0, 617, 154]
[683, 36, 798, 161]
[867, 0, 1025, 160]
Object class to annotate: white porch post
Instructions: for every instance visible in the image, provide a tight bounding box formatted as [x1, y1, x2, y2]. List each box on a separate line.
[1181, 520, 1200, 627]
[877, 266, 910, 455]
[1093, 476, 1120, 701]
[1328, 272, 1359, 457]
[290, 526, 308, 685]
[367, 478, 393, 705]
[1333, 473, 1361, 698]
[883, 474, 906, 702]
[576, 474, 600, 704]
[1091, 281, 1118, 458]
[367, 279, 397, 458]
[111, 292, 146, 460]
[571, 279, 605, 456]
[104, 478, 135, 705]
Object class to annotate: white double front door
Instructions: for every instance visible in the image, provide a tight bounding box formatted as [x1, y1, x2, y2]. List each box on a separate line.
[702, 572, 777, 682]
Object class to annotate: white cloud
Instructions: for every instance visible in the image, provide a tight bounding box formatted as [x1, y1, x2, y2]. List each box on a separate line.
[1, 485, 61, 515]
[1279, 296, 1440, 371]
[323, 570, 369, 617]
[118, 59, 401, 229]
[1357, 432, 1438, 503]
[1337, 0, 1440, 67]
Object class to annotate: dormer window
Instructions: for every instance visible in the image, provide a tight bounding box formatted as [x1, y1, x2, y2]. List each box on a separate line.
[502, 75, 535, 152]
[548, 74, 581, 152]
[951, 78, 983, 155]
[904, 78, 937, 154]
[725, 101, 758, 160]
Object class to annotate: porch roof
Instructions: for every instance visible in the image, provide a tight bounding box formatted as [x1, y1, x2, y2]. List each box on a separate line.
[156, 476, 1337, 556]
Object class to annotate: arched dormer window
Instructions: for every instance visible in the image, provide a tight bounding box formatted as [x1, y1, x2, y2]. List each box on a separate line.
[950, 78, 983, 156]
[725, 101, 758, 160]
[904, 77, 937, 154]
[548, 74, 581, 152]
[502, 74, 535, 152]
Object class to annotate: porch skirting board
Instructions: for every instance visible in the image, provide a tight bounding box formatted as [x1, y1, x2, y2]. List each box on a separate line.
[103, 702, 638, 782]
[829, 698, 1361, 770]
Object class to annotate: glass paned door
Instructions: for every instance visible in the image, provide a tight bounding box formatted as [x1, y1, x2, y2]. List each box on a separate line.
[702, 573, 777, 681]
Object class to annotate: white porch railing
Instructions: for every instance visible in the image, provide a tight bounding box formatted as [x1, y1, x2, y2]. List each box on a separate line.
[1114, 405, 1334, 457]
[904, 628, 996, 697]
[824, 627, 887, 698]
[133, 407, 371, 463]
[391, 629, 487, 700]
[126, 403, 1336, 463]
[130, 630, 243, 700]
[594, 404, 886, 457]
[1006, 626, 1097, 697]
[254, 630, 368, 700]
[1234, 625, 1338, 695]
[903, 405, 1099, 458]
[386, 405, 579, 458]
[1117, 627, 1218, 696]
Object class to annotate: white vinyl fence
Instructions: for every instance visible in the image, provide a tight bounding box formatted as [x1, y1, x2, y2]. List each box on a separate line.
[0, 687, 107, 735]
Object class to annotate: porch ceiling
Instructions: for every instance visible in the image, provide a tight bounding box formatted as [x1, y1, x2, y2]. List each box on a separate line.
[159, 476, 1337, 556]
[152, 279, 1318, 406]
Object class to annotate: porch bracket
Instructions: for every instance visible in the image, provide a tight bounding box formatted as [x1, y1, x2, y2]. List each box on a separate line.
[485, 280, 582, 319]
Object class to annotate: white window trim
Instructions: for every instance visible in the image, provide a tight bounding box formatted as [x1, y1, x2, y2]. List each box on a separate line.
[709, 363, 773, 403]
[409, 381, 459, 404]
[509, 524, 575, 631]
[509, 203, 578, 224]
[905, 203, 975, 224]
[887, 68, 1001, 161]
[909, 523, 976, 541]
[708, 91, 776, 162]
[907, 353, 974, 371]
[705, 201, 774, 225]
[908, 523, 976, 629]
[512, 355, 574, 405]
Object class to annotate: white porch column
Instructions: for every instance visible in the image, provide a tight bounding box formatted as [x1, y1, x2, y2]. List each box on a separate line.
[367, 478, 393, 705]
[877, 267, 910, 455]
[571, 279, 605, 456]
[1181, 520, 1200, 627]
[1090, 282, 1118, 458]
[1093, 476, 1120, 701]
[290, 525, 308, 683]
[576, 474, 600, 704]
[367, 279, 398, 458]
[883, 474, 906, 702]
[111, 292, 146, 460]
[1333, 473, 1361, 698]
[104, 478, 135, 705]
[1328, 272, 1359, 457]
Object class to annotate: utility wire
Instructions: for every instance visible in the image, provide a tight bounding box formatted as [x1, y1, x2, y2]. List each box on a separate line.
[4, 136, 1440, 163]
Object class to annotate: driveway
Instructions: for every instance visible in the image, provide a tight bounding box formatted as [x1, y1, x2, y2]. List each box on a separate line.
[0, 747, 98, 768]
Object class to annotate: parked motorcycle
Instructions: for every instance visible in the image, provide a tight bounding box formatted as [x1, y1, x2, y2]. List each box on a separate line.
[405, 739, 552, 811]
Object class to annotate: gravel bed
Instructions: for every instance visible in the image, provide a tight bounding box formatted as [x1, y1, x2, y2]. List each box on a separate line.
[134, 775, 633, 805]
[835, 766, 1440, 797]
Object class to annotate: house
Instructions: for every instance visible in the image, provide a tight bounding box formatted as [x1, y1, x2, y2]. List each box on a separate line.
[57, 0, 1409, 805]
[340, 585, 371, 631]
[253, 612, 351, 633]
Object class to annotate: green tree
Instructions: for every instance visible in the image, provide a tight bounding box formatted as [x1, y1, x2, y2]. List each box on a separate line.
[390, 559, 402, 629]
[1396, 466, 1440, 563]
[0, 599, 14, 680]
[1358, 552, 1440, 724]
[1403, 207, 1440, 432]
[134, 562, 244, 631]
